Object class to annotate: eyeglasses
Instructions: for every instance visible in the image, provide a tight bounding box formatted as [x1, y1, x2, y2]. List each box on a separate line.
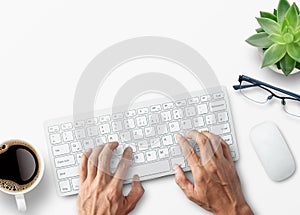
[233, 75, 300, 117]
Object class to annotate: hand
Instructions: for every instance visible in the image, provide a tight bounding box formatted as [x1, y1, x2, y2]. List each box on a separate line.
[175, 131, 253, 215]
[77, 142, 145, 215]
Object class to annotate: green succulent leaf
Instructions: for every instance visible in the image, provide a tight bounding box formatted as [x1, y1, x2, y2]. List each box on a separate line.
[262, 44, 286, 67]
[286, 4, 299, 29]
[256, 28, 265, 33]
[246, 33, 274, 48]
[296, 62, 300, 69]
[260, 11, 277, 21]
[295, 29, 300, 42]
[295, 3, 300, 14]
[281, 19, 289, 33]
[287, 42, 300, 61]
[277, 0, 291, 23]
[274, 9, 278, 17]
[280, 54, 296, 75]
[256, 17, 281, 35]
[269, 34, 286, 44]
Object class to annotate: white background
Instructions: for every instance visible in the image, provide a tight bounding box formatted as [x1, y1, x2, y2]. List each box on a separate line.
[1, 0, 300, 214]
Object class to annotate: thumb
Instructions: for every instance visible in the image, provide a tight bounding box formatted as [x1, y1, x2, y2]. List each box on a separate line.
[125, 175, 145, 212]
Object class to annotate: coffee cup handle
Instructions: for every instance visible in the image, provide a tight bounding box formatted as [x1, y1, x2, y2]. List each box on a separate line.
[15, 194, 26, 212]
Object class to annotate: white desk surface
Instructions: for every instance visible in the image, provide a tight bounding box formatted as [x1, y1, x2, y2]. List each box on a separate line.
[1, 0, 300, 214]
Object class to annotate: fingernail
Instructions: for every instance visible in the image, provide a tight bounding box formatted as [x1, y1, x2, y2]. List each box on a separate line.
[133, 174, 140, 181]
[176, 134, 182, 142]
[174, 164, 179, 173]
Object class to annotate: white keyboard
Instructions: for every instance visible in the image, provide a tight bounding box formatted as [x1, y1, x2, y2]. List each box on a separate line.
[44, 86, 239, 196]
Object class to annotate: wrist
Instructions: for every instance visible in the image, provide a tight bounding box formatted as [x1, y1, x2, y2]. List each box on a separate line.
[215, 202, 253, 215]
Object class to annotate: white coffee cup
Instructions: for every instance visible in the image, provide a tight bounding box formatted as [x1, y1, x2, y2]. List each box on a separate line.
[0, 140, 44, 212]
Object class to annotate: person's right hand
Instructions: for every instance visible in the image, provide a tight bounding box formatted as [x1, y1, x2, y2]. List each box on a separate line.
[175, 131, 254, 215]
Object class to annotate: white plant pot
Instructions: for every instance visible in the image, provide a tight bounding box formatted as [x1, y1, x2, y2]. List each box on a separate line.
[258, 49, 300, 75]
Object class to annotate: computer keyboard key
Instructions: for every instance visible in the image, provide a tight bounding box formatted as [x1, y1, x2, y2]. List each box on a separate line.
[52, 144, 70, 156]
[136, 116, 148, 127]
[169, 122, 180, 132]
[206, 114, 216, 125]
[200, 95, 211, 102]
[57, 166, 79, 180]
[126, 160, 170, 179]
[75, 129, 86, 140]
[112, 113, 123, 120]
[213, 92, 224, 100]
[133, 129, 144, 140]
[145, 127, 156, 137]
[86, 118, 98, 125]
[71, 141, 83, 152]
[138, 108, 149, 115]
[209, 100, 226, 112]
[150, 105, 162, 112]
[138, 140, 148, 151]
[170, 146, 182, 157]
[71, 178, 80, 190]
[87, 126, 99, 137]
[126, 110, 137, 118]
[59, 180, 71, 193]
[171, 157, 186, 169]
[188, 97, 199, 104]
[124, 119, 135, 129]
[162, 135, 173, 146]
[50, 133, 62, 144]
[175, 100, 187, 107]
[82, 139, 94, 150]
[62, 131, 74, 142]
[211, 123, 231, 135]
[61, 123, 73, 130]
[197, 104, 208, 115]
[161, 111, 172, 122]
[120, 131, 131, 142]
[158, 148, 169, 159]
[112, 121, 123, 132]
[157, 124, 168, 135]
[181, 119, 193, 130]
[222, 134, 233, 145]
[150, 138, 160, 148]
[163, 102, 174, 110]
[185, 106, 196, 117]
[76, 153, 83, 164]
[173, 109, 184, 120]
[146, 150, 158, 162]
[134, 153, 145, 164]
[100, 115, 110, 123]
[100, 124, 111, 135]
[55, 155, 75, 168]
[149, 114, 160, 125]
[74, 121, 85, 128]
[193, 117, 205, 127]
[48, 125, 60, 133]
[218, 112, 229, 123]
[95, 136, 107, 145]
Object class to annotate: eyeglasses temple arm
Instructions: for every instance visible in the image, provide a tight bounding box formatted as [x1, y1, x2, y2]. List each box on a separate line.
[232, 84, 257, 90]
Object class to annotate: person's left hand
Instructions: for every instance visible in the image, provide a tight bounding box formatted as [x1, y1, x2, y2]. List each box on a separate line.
[77, 142, 145, 215]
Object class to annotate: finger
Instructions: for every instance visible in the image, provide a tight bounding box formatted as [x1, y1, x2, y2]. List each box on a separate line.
[125, 175, 145, 213]
[186, 130, 215, 165]
[221, 139, 233, 163]
[111, 147, 133, 188]
[176, 134, 200, 170]
[87, 146, 104, 179]
[79, 148, 92, 184]
[175, 164, 195, 202]
[97, 142, 118, 175]
[201, 131, 224, 159]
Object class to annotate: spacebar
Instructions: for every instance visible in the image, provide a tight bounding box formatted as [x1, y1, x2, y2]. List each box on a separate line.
[126, 160, 170, 180]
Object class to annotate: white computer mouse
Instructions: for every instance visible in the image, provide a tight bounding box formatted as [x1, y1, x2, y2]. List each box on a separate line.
[250, 121, 296, 182]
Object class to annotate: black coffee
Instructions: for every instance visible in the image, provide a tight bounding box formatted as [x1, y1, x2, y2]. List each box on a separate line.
[0, 141, 40, 192]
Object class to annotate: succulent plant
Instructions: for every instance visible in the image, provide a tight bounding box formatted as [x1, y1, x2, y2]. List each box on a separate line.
[246, 0, 300, 75]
